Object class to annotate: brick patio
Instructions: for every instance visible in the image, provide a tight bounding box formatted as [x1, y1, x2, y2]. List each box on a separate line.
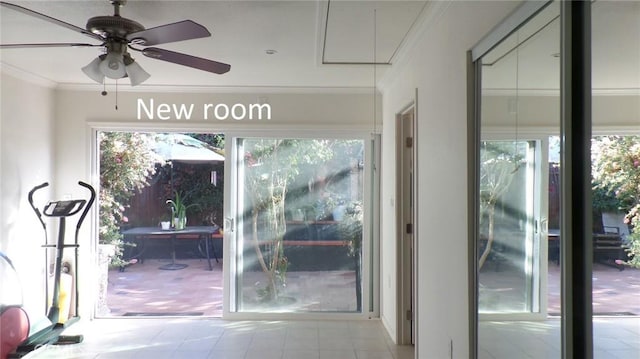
[105, 259, 640, 317]
[105, 258, 359, 317]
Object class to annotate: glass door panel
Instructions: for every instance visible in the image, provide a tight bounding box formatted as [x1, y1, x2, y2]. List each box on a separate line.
[475, 1, 561, 357]
[232, 137, 365, 313]
[591, 1, 640, 321]
[478, 140, 540, 313]
[477, 0, 559, 318]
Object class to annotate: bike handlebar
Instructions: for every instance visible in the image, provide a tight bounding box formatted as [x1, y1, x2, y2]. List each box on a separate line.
[28, 182, 49, 230]
[28, 181, 97, 226]
[76, 181, 96, 231]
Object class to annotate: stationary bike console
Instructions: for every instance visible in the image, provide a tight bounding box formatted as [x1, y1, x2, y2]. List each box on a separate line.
[43, 200, 87, 217]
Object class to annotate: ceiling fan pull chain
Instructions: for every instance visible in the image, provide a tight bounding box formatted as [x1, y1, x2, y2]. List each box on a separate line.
[115, 80, 119, 110]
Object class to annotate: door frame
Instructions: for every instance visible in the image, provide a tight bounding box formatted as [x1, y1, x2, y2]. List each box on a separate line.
[89, 125, 229, 318]
[88, 124, 382, 320]
[222, 128, 381, 320]
[476, 130, 549, 321]
[396, 99, 417, 345]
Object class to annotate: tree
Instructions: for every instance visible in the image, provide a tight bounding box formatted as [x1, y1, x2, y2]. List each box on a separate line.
[189, 133, 225, 149]
[478, 141, 525, 269]
[99, 132, 160, 266]
[243, 139, 333, 302]
[592, 135, 640, 268]
[338, 201, 363, 311]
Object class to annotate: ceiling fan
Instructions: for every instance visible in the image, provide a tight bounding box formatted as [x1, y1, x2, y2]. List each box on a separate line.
[0, 0, 231, 86]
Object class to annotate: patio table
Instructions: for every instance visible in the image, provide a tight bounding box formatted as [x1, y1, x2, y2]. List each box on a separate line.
[121, 226, 220, 270]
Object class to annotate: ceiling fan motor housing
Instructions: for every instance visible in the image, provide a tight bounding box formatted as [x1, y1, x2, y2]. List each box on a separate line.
[86, 16, 145, 40]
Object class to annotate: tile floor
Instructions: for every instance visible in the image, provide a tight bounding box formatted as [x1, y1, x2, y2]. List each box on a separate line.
[20, 317, 639, 358]
[479, 317, 640, 359]
[22, 318, 414, 359]
[36, 258, 635, 358]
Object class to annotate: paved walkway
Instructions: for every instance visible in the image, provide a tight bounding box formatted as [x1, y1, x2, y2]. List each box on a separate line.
[106, 259, 358, 317]
[548, 262, 640, 315]
[106, 259, 640, 317]
[106, 259, 223, 316]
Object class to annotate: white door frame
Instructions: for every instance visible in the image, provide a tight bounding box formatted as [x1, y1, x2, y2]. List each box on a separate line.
[222, 129, 380, 320]
[396, 101, 417, 345]
[478, 129, 549, 321]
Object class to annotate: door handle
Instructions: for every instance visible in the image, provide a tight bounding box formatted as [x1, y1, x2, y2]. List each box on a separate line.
[540, 217, 548, 234]
[224, 217, 235, 233]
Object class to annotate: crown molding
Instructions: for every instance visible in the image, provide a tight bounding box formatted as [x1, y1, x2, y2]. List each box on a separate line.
[87, 120, 380, 135]
[482, 88, 559, 96]
[482, 88, 640, 96]
[377, 1, 451, 91]
[55, 82, 376, 95]
[592, 88, 640, 96]
[480, 125, 640, 137]
[0, 62, 57, 88]
[1, 59, 374, 95]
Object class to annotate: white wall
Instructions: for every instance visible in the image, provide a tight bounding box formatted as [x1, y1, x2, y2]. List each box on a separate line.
[53, 89, 379, 196]
[0, 3, 557, 356]
[482, 94, 640, 127]
[0, 72, 56, 319]
[51, 88, 379, 317]
[2, 64, 380, 323]
[378, 1, 520, 357]
[53, 88, 379, 198]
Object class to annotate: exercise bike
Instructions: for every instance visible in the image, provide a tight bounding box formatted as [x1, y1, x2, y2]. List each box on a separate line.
[6, 181, 95, 358]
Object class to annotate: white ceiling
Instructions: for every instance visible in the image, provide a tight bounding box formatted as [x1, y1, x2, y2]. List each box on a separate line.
[2, 1, 637, 93]
[0, 0, 428, 90]
[481, 0, 640, 93]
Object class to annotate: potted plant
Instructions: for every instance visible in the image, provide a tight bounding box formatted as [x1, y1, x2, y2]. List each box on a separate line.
[166, 191, 197, 230]
[159, 213, 171, 230]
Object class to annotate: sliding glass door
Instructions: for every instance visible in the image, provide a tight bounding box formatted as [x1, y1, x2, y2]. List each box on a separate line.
[476, 0, 559, 317]
[478, 140, 542, 314]
[472, 1, 562, 356]
[226, 135, 372, 314]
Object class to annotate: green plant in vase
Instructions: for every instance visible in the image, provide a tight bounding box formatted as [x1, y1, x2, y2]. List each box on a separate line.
[166, 191, 197, 230]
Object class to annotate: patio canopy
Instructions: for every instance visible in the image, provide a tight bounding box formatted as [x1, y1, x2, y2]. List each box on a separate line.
[153, 133, 224, 164]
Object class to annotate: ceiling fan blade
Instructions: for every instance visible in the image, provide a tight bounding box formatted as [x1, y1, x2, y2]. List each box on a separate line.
[127, 20, 210, 46]
[0, 1, 104, 42]
[1, 43, 100, 49]
[143, 47, 230, 74]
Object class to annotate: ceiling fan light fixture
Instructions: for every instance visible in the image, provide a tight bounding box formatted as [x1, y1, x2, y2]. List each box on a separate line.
[1, 1, 230, 87]
[100, 52, 126, 79]
[125, 59, 150, 86]
[82, 56, 105, 83]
